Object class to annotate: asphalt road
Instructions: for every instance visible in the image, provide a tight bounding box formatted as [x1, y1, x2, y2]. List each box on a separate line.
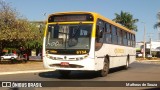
[0, 62, 160, 90]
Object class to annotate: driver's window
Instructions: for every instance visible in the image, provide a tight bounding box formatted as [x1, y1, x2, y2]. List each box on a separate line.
[95, 19, 104, 51]
[96, 25, 104, 43]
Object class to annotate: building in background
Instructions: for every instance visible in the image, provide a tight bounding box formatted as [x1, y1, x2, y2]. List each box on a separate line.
[136, 41, 160, 57]
[136, 42, 144, 53]
[146, 41, 160, 57]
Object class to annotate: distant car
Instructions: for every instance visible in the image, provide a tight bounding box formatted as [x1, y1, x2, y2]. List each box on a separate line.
[136, 52, 143, 57]
[0, 53, 18, 60]
[147, 54, 152, 58]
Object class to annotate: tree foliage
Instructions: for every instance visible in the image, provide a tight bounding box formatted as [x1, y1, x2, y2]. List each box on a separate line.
[113, 11, 139, 31]
[154, 12, 160, 29]
[0, 0, 43, 54]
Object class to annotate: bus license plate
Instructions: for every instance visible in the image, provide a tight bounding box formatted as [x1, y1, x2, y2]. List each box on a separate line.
[61, 62, 69, 66]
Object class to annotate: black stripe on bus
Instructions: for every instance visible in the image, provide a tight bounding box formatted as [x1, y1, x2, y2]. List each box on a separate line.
[97, 55, 136, 58]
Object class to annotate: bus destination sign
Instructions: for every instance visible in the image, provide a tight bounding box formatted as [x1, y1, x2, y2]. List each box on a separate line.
[48, 14, 93, 22]
[54, 15, 86, 22]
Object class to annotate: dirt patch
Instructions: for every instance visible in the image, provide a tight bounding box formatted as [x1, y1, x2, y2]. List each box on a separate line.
[0, 61, 44, 72]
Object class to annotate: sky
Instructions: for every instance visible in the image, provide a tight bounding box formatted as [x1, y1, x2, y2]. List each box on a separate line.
[3, 0, 160, 42]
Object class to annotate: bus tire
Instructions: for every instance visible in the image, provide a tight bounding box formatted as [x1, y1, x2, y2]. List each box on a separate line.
[59, 70, 71, 77]
[124, 55, 129, 69]
[98, 58, 109, 77]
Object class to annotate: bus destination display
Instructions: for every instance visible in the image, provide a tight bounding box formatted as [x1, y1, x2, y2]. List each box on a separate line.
[48, 14, 93, 22]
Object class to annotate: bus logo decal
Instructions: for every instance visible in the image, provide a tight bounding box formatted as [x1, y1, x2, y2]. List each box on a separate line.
[114, 48, 124, 54]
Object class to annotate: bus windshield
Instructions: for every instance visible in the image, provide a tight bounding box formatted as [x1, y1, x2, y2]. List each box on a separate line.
[45, 24, 92, 52]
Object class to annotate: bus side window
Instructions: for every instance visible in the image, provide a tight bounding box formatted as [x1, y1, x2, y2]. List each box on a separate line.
[127, 32, 130, 46]
[105, 23, 112, 44]
[132, 34, 135, 47]
[122, 31, 128, 46]
[111, 25, 118, 44]
[117, 28, 122, 45]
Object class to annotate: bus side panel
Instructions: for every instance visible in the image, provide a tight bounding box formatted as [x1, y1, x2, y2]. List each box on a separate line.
[95, 44, 136, 70]
[125, 46, 136, 64]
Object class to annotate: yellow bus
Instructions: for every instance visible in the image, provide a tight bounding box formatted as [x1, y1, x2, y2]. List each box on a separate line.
[43, 11, 136, 77]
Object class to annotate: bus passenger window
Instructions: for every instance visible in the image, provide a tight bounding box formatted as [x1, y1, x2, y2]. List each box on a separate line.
[122, 31, 128, 46]
[111, 26, 118, 44]
[105, 24, 112, 44]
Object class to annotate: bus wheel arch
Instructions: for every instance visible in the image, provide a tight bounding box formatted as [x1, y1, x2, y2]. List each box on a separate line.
[105, 55, 110, 62]
[105, 55, 110, 68]
[124, 55, 130, 69]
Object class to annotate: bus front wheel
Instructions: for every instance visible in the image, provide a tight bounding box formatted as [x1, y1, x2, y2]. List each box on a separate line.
[98, 58, 109, 77]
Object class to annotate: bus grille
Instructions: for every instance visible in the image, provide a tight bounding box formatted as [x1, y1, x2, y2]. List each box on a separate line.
[49, 64, 84, 68]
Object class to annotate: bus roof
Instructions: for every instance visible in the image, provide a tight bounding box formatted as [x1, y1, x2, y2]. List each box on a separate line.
[49, 11, 135, 34]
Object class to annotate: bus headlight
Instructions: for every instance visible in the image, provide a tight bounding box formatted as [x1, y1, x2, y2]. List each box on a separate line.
[46, 55, 57, 60]
[76, 57, 85, 60]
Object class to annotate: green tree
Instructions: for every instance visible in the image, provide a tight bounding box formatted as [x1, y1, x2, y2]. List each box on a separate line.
[154, 12, 160, 29]
[113, 11, 139, 31]
[0, 0, 43, 55]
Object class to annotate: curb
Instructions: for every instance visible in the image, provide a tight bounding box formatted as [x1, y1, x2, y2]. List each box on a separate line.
[136, 60, 160, 65]
[136, 60, 160, 62]
[0, 69, 54, 76]
[144, 60, 160, 62]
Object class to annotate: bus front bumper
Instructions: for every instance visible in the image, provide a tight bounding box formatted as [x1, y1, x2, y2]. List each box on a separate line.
[43, 57, 96, 71]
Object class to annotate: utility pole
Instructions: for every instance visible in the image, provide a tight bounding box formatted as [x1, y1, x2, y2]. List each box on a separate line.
[150, 37, 152, 55]
[142, 22, 146, 59]
[39, 12, 46, 33]
[158, 11, 160, 41]
[147, 33, 153, 55]
[43, 12, 46, 24]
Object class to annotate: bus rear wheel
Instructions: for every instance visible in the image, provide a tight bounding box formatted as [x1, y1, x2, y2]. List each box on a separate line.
[98, 58, 109, 77]
[59, 70, 71, 77]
